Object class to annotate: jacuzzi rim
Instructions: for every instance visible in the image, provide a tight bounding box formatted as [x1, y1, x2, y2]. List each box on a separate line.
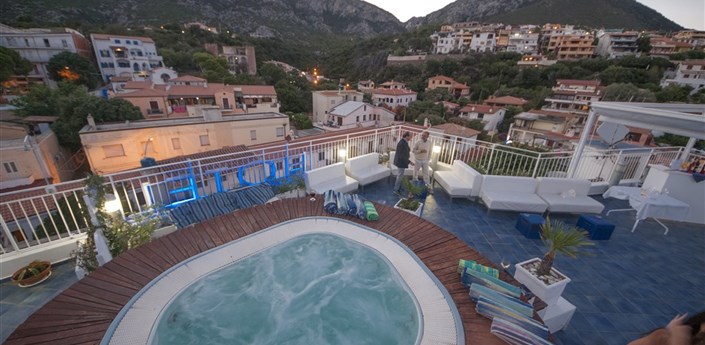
[101, 216, 464, 345]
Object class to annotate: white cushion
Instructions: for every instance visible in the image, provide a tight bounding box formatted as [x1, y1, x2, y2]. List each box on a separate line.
[482, 176, 538, 194]
[536, 177, 605, 214]
[389, 151, 433, 176]
[480, 190, 548, 213]
[305, 162, 359, 194]
[345, 153, 390, 186]
[433, 160, 482, 198]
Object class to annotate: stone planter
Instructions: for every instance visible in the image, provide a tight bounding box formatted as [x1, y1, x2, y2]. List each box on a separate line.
[277, 189, 306, 199]
[513, 258, 570, 306]
[394, 199, 424, 217]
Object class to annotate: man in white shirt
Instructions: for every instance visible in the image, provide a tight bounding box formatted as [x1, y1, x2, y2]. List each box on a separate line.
[412, 131, 431, 190]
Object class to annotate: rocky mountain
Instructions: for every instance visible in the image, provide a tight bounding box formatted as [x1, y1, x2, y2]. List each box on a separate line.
[406, 0, 682, 31]
[0, 0, 405, 39]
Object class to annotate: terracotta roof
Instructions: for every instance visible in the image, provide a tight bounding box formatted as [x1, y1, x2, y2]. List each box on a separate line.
[235, 85, 277, 96]
[484, 96, 527, 106]
[556, 79, 601, 87]
[439, 101, 459, 108]
[431, 123, 481, 138]
[90, 33, 154, 44]
[114, 88, 168, 98]
[379, 81, 405, 86]
[459, 104, 505, 114]
[371, 88, 417, 96]
[123, 81, 151, 89]
[171, 75, 207, 82]
[683, 59, 705, 66]
[429, 75, 455, 82]
[167, 84, 228, 97]
[110, 76, 132, 82]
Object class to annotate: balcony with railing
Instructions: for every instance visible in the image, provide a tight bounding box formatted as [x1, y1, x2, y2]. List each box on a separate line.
[0, 124, 695, 274]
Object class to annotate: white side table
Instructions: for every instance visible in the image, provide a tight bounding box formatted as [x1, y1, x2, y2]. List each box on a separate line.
[537, 297, 576, 333]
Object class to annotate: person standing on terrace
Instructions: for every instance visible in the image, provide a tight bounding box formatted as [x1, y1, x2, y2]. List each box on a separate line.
[393, 131, 413, 196]
[412, 131, 431, 191]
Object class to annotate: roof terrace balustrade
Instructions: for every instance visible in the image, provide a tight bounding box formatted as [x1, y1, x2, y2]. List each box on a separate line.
[0, 124, 692, 278]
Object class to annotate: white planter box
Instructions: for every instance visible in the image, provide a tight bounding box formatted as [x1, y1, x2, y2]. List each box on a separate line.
[514, 258, 571, 306]
[393, 199, 424, 217]
[538, 297, 576, 333]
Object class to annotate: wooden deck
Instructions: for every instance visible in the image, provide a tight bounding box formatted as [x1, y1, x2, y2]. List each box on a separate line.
[6, 198, 517, 345]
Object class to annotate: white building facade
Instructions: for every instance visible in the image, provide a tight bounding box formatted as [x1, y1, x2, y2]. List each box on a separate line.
[91, 34, 164, 82]
[661, 60, 705, 92]
[458, 104, 506, 133]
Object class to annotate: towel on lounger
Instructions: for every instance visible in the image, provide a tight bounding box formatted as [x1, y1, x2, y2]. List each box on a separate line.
[345, 194, 357, 216]
[335, 192, 348, 215]
[353, 194, 367, 220]
[324, 190, 337, 214]
[364, 201, 379, 221]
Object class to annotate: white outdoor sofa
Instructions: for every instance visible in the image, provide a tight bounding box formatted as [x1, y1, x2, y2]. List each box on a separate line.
[536, 177, 605, 214]
[389, 151, 434, 180]
[304, 162, 359, 194]
[480, 176, 548, 213]
[433, 160, 483, 201]
[345, 153, 390, 191]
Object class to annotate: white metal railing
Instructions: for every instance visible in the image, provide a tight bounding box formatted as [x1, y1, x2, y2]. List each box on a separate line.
[0, 124, 688, 259]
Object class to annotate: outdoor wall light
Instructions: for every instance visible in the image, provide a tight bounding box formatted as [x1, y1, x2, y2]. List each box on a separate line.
[432, 145, 442, 154]
[338, 148, 347, 158]
[104, 194, 122, 214]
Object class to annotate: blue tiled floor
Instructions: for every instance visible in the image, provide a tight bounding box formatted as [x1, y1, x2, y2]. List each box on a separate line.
[1, 179, 703, 344]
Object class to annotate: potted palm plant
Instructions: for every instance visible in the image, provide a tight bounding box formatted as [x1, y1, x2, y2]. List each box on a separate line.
[513, 217, 593, 305]
[11, 260, 52, 288]
[393, 177, 427, 217]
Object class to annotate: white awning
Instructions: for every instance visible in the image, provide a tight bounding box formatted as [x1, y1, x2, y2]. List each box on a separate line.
[590, 102, 705, 140]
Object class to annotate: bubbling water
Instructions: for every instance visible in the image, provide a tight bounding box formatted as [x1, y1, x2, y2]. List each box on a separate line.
[153, 234, 419, 345]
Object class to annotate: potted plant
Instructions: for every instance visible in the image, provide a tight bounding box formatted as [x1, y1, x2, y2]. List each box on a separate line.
[11, 260, 52, 288]
[393, 177, 427, 217]
[513, 217, 593, 305]
[272, 175, 306, 199]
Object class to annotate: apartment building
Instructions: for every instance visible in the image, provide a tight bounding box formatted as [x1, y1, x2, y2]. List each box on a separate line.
[79, 110, 290, 173]
[378, 81, 406, 90]
[0, 119, 73, 190]
[672, 30, 705, 49]
[553, 34, 595, 60]
[508, 110, 579, 148]
[661, 60, 705, 92]
[357, 80, 375, 92]
[543, 79, 602, 114]
[91, 33, 164, 82]
[204, 43, 257, 75]
[0, 24, 92, 91]
[113, 76, 279, 117]
[484, 95, 528, 108]
[426, 76, 470, 98]
[457, 104, 506, 133]
[469, 32, 496, 53]
[506, 32, 539, 54]
[371, 88, 417, 108]
[323, 101, 395, 130]
[311, 90, 365, 124]
[431, 31, 459, 54]
[596, 30, 639, 58]
[649, 36, 692, 58]
[540, 24, 580, 51]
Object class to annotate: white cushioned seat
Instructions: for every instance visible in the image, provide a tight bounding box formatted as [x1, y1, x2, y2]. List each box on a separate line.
[536, 177, 605, 214]
[433, 160, 483, 200]
[345, 153, 390, 187]
[480, 176, 548, 213]
[305, 162, 359, 194]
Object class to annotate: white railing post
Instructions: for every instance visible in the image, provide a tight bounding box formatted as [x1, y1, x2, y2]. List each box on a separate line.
[107, 175, 125, 219]
[487, 144, 497, 174]
[568, 108, 598, 178]
[308, 142, 313, 171]
[0, 214, 20, 252]
[532, 153, 542, 178]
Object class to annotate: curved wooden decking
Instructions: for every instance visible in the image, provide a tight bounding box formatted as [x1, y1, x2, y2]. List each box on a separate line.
[6, 198, 514, 345]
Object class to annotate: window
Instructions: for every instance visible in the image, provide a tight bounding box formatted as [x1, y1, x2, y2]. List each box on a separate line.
[102, 144, 125, 158]
[250, 130, 257, 140]
[24, 38, 29, 47]
[276, 127, 284, 137]
[61, 39, 68, 48]
[115, 39, 121, 43]
[43, 39, 50, 47]
[3, 162, 18, 173]
[356, 116, 360, 122]
[363, 115, 366, 121]
[126, 40, 131, 45]
[171, 138, 181, 149]
[318, 152, 325, 161]
[199, 135, 210, 146]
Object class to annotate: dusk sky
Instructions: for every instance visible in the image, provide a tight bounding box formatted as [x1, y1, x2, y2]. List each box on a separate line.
[364, 0, 704, 30]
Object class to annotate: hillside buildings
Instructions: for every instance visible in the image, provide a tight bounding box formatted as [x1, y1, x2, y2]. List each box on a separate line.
[311, 90, 365, 124]
[204, 43, 257, 75]
[672, 30, 705, 49]
[371, 88, 418, 108]
[323, 101, 396, 130]
[661, 60, 705, 92]
[90, 33, 164, 82]
[595, 30, 639, 58]
[0, 23, 92, 92]
[457, 104, 506, 133]
[427, 76, 470, 98]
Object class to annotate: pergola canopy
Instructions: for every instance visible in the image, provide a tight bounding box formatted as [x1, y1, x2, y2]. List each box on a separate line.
[590, 102, 705, 140]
